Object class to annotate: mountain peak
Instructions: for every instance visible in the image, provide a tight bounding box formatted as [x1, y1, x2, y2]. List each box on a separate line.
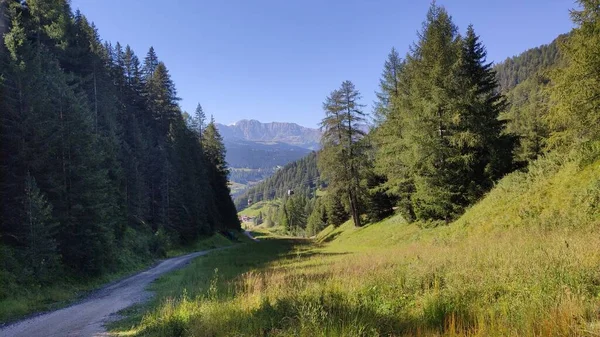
[217, 119, 321, 150]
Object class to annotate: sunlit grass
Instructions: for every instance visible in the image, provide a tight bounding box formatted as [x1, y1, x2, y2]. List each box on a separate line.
[238, 200, 280, 218]
[111, 143, 600, 336]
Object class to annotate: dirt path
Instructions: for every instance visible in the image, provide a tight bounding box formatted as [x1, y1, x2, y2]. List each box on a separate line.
[0, 248, 224, 337]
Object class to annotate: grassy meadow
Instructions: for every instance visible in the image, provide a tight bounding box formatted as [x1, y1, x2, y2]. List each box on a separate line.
[110, 144, 600, 336]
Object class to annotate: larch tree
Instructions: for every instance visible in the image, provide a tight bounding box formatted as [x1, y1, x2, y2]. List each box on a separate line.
[390, 3, 462, 221]
[548, 0, 600, 146]
[318, 81, 366, 227]
[373, 47, 403, 124]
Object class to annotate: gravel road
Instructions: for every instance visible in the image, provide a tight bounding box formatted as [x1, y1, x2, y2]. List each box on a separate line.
[0, 248, 222, 337]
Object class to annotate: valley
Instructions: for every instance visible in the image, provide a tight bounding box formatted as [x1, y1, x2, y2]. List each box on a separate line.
[1, 0, 599, 336]
[216, 120, 320, 196]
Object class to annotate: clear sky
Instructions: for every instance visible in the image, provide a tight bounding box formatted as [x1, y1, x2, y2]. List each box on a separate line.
[70, 0, 575, 128]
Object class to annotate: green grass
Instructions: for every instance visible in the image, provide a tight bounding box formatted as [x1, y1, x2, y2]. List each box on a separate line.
[110, 143, 600, 336]
[108, 234, 307, 336]
[0, 233, 238, 324]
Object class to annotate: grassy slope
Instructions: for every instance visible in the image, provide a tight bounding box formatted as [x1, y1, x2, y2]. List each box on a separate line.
[111, 144, 600, 336]
[0, 233, 238, 324]
[238, 200, 281, 218]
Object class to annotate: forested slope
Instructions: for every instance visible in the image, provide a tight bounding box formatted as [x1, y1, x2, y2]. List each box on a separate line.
[234, 152, 320, 209]
[0, 0, 239, 300]
[493, 35, 565, 93]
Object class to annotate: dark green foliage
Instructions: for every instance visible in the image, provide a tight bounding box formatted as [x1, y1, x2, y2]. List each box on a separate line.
[203, 121, 241, 231]
[281, 195, 308, 233]
[493, 36, 565, 165]
[364, 173, 396, 223]
[21, 174, 60, 283]
[324, 194, 349, 227]
[306, 198, 328, 235]
[0, 0, 239, 287]
[374, 4, 513, 222]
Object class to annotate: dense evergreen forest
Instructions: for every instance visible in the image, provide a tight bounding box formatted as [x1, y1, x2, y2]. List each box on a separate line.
[493, 35, 565, 93]
[242, 1, 600, 237]
[0, 0, 239, 291]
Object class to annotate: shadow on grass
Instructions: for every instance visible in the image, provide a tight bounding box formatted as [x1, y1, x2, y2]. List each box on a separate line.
[111, 236, 474, 336]
[318, 231, 342, 243]
[108, 236, 309, 333]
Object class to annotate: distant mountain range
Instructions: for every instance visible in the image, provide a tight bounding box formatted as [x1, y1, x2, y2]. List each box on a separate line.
[223, 138, 312, 169]
[217, 120, 320, 196]
[216, 119, 321, 150]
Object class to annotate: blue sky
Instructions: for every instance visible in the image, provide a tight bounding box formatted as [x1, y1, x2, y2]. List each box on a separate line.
[70, 0, 575, 128]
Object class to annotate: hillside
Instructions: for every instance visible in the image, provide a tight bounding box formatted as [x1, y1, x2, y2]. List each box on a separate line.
[494, 34, 565, 93]
[234, 152, 320, 209]
[109, 142, 600, 336]
[492, 35, 567, 164]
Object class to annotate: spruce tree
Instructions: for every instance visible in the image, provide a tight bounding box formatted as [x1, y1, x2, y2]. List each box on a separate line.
[502, 74, 550, 164]
[22, 174, 60, 282]
[450, 25, 514, 204]
[142, 46, 159, 80]
[374, 3, 512, 222]
[203, 119, 241, 231]
[0, 0, 242, 283]
[194, 103, 207, 138]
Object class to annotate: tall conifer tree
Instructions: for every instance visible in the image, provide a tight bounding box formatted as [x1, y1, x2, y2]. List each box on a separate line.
[319, 81, 366, 227]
